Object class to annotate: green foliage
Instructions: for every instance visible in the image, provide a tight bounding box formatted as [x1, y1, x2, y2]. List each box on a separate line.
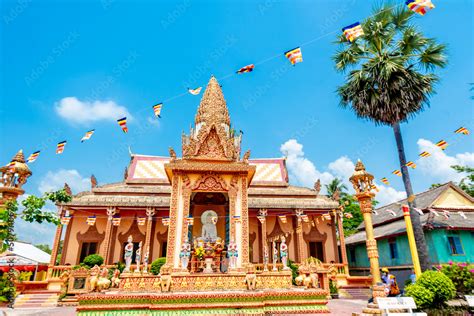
[329, 279, 338, 294]
[150, 257, 166, 275]
[451, 165, 474, 197]
[439, 262, 474, 295]
[18, 271, 32, 282]
[115, 261, 125, 273]
[21, 189, 71, 225]
[82, 254, 104, 268]
[405, 284, 434, 309]
[0, 201, 17, 252]
[341, 195, 363, 237]
[416, 271, 456, 306]
[288, 259, 299, 285]
[35, 244, 52, 254]
[0, 274, 15, 303]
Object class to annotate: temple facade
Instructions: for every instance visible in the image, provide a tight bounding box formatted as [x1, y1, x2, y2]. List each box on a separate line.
[51, 76, 343, 276]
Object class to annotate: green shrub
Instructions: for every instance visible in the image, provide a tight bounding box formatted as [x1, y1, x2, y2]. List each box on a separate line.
[405, 284, 434, 309]
[329, 279, 338, 294]
[150, 258, 166, 275]
[114, 261, 125, 273]
[0, 275, 15, 303]
[416, 271, 455, 306]
[440, 262, 474, 295]
[82, 254, 104, 268]
[288, 259, 298, 285]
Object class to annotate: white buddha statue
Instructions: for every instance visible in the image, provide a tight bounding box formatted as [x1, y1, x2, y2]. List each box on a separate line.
[201, 210, 218, 241]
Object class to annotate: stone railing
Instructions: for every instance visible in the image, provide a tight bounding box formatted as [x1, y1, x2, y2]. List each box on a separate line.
[48, 265, 72, 280]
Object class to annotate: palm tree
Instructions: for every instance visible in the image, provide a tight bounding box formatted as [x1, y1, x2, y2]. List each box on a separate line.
[332, 3, 446, 271]
[325, 178, 348, 199]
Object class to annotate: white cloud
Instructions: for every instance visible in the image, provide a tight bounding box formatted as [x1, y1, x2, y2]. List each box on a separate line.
[280, 139, 334, 189]
[416, 138, 474, 183]
[38, 169, 89, 194]
[55, 97, 132, 124]
[280, 139, 406, 205]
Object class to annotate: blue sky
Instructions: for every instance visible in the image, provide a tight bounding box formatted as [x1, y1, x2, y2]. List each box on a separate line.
[1, 0, 473, 245]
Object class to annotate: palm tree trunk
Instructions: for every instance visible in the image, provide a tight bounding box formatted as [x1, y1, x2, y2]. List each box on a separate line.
[392, 122, 431, 271]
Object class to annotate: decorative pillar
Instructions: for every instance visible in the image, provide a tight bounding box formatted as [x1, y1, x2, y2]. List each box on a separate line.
[402, 205, 422, 278]
[240, 176, 250, 266]
[349, 160, 386, 306]
[330, 211, 339, 263]
[101, 207, 116, 262]
[49, 207, 64, 266]
[166, 174, 184, 270]
[258, 209, 267, 266]
[180, 188, 192, 243]
[295, 209, 305, 262]
[143, 207, 155, 263]
[337, 209, 349, 274]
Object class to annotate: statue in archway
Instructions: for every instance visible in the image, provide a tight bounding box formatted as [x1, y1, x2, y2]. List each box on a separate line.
[201, 210, 218, 241]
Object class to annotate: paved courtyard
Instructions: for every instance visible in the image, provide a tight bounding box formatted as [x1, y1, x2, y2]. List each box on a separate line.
[0, 299, 367, 315]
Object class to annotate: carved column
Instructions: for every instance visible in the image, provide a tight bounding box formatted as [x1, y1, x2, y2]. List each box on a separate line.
[295, 209, 305, 262]
[337, 209, 349, 274]
[166, 175, 183, 270]
[258, 209, 267, 264]
[240, 176, 250, 266]
[358, 194, 381, 285]
[49, 207, 64, 266]
[143, 207, 155, 263]
[101, 207, 116, 262]
[180, 188, 192, 243]
[330, 211, 339, 263]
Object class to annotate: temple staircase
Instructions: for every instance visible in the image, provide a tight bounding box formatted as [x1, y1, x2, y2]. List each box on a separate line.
[13, 291, 59, 308]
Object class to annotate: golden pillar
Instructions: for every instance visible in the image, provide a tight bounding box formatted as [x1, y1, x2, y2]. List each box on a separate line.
[101, 207, 116, 262]
[402, 205, 422, 278]
[295, 209, 305, 262]
[258, 209, 268, 270]
[337, 208, 349, 274]
[49, 207, 64, 266]
[240, 176, 250, 265]
[349, 160, 386, 305]
[143, 207, 155, 263]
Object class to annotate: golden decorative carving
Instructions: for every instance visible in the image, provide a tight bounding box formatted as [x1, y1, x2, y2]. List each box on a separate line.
[166, 175, 179, 266]
[192, 174, 228, 192]
[241, 176, 250, 264]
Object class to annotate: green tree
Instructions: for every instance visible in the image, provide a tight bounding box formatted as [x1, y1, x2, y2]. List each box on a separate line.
[34, 244, 52, 254]
[333, 3, 447, 271]
[325, 178, 348, 199]
[451, 165, 474, 197]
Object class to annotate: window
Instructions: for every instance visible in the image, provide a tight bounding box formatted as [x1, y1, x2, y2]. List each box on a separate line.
[309, 242, 324, 261]
[79, 242, 97, 263]
[448, 235, 464, 255]
[161, 242, 168, 258]
[388, 238, 398, 259]
[349, 247, 356, 264]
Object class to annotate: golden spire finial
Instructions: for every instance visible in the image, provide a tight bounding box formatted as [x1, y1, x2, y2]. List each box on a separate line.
[195, 76, 231, 126]
[354, 159, 365, 171]
[12, 150, 26, 163]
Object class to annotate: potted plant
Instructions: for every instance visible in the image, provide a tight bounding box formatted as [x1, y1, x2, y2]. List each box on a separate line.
[329, 279, 339, 299]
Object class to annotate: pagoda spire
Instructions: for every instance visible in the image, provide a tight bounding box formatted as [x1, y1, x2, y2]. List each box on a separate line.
[194, 76, 231, 127]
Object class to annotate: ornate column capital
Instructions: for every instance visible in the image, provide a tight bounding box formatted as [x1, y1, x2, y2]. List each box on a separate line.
[146, 207, 155, 219]
[106, 207, 117, 220]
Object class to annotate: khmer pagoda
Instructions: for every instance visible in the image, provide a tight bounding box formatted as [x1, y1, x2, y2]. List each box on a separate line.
[46, 76, 351, 314]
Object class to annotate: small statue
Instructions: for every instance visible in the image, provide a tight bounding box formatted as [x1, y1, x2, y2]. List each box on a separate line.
[143, 249, 149, 274]
[242, 150, 251, 163]
[88, 265, 100, 292]
[160, 264, 172, 292]
[123, 235, 134, 273]
[245, 264, 257, 290]
[280, 236, 290, 270]
[91, 174, 98, 189]
[179, 238, 191, 271]
[135, 241, 142, 273]
[111, 269, 120, 288]
[314, 179, 321, 196]
[228, 240, 238, 269]
[97, 266, 111, 291]
[169, 147, 177, 160]
[272, 241, 278, 271]
[263, 245, 269, 272]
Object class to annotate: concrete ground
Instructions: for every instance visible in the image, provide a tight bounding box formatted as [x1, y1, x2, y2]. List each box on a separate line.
[0, 299, 367, 315]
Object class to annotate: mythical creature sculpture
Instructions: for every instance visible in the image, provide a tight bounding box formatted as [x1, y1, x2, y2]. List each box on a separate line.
[245, 264, 257, 290]
[88, 265, 101, 292]
[111, 269, 121, 288]
[159, 264, 172, 292]
[97, 266, 111, 291]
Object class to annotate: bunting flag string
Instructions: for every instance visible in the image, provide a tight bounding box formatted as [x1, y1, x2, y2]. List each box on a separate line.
[406, 0, 435, 15]
[392, 170, 402, 176]
[81, 129, 95, 142]
[381, 177, 390, 185]
[153, 103, 163, 118]
[236, 64, 254, 74]
[435, 140, 448, 150]
[86, 215, 96, 226]
[27, 151, 40, 163]
[112, 216, 121, 226]
[162, 217, 170, 226]
[137, 217, 146, 225]
[419, 151, 431, 158]
[188, 87, 202, 95]
[56, 141, 67, 154]
[413, 208, 424, 216]
[284, 47, 303, 65]
[342, 22, 364, 42]
[458, 211, 467, 219]
[386, 209, 397, 217]
[117, 117, 128, 133]
[429, 209, 439, 217]
[405, 161, 416, 169]
[454, 127, 469, 135]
